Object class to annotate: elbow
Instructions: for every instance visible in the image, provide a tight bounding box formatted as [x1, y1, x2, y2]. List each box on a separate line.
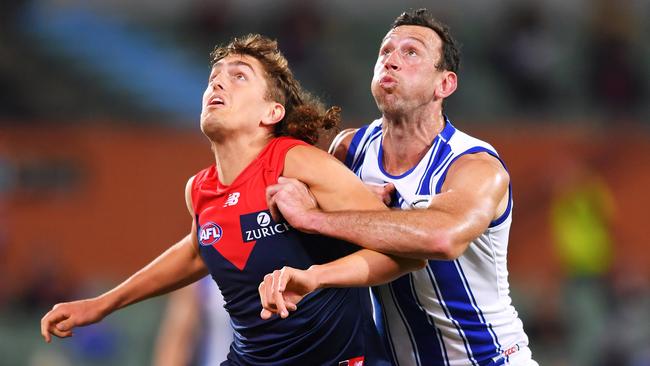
[426, 231, 466, 260]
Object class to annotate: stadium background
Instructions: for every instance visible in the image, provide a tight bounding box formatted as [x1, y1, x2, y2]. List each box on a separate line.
[1, 0, 649, 365]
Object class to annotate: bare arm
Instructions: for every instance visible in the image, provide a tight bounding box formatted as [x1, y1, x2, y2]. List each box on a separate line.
[275, 151, 509, 260]
[282, 145, 426, 282]
[259, 145, 425, 318]
[41, 177, 209, 342]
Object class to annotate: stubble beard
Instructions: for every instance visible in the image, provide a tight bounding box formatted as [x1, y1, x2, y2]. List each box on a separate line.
[375, 92, 407, 121]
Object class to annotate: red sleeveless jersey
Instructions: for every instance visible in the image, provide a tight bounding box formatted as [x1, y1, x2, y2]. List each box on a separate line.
[190, 137, 389, 365]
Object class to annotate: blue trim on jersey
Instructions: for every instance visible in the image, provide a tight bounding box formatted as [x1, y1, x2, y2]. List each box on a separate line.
[391, 275, 448, 365]
[352, 127, 382, 174]
[440, 117, 457, 143]
[431, 147, 454, 179]
[388, 282, 421, 366]
[490, 184, 512, 227]
[377, 138, 419, 179]
[433, 147, 512, 228]
[344, 125, 369, 169]
[372, 287, 400, 366]
[415, 138, 441, 195]
[456, 261, 503, 356]
[429, 260, 501, 365]
[392, 190, 403, 209]
[425, 264, 479, 366]
[435, 328, 451, 366]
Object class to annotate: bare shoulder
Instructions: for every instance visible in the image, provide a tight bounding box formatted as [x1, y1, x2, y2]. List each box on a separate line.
[185, 175, 196, 216]
[444, 152, 509, 192]
[328, 128, 358, 162]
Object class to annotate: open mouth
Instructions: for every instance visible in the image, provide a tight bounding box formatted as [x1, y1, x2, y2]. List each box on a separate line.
[208, 96, 225, 106]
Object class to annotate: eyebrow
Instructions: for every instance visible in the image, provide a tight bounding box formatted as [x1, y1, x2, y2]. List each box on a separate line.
[380, 35, 428, 48]
[212, 60, 257, 75]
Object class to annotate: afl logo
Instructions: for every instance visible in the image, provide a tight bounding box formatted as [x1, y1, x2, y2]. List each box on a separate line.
[256, 212, 271, 227]
[199, 222, 223, 246]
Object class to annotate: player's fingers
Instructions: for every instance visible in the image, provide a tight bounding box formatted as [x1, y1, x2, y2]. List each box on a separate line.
[259, 275, 272, 311]
[260, 308, 273, 320]
[382, 183, 396, 205]
[265, 186, 283, 222]
[265, 272, 278, 310]
[286, 302, 297, 312]
[265, 184, 281, 202]
[40, 314, 52, 343]
[56, 318, 75, 332]
[48, 325, 73, 339]
[274, 269, 289, 318]
[41, 309, 69, 343]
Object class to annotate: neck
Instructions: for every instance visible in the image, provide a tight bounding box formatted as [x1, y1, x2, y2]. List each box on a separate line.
[211, 134, 272, 185]
[380, 105, 446, 176]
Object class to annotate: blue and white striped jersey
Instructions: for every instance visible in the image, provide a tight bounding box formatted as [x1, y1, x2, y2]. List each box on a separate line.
[344, 117, 537, 366]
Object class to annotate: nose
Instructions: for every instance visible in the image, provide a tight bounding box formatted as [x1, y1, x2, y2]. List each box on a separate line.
[210, 73, 225, 90]
[384, 51, 400, 71]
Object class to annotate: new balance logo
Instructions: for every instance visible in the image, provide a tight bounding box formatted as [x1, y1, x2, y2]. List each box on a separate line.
[223, 192, 240, 207]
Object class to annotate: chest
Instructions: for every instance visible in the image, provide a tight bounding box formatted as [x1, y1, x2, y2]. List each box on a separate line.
[357, 140, 452, 210]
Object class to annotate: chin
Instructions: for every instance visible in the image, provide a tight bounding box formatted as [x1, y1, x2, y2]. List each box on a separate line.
[200, 118, 222, 138]
[376, 96, 401, 114]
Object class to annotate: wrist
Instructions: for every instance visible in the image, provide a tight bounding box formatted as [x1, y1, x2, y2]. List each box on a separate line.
[94, 292, 119, 317]
[306, 264, 325, 290]
[303, 209, 326, 234]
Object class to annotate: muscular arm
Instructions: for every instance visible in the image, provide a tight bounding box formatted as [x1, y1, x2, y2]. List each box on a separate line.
[279, 130, 510, 260]
[260, 145, 425, 318]
[41, 177, 209, 342]
[281, 145, 426, 285]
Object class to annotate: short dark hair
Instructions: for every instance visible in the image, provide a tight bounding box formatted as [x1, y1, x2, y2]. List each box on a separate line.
[392, 8, 461, 73]
[210, 34, 339, 145]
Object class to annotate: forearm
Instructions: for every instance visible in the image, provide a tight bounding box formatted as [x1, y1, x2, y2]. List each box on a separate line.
[96, 235, 208, 314]
[306, 209, 466, 259]
[309, 249, 426, 288]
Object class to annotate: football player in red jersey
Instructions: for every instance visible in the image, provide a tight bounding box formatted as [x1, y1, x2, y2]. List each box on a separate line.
[41, 34, 424, 365]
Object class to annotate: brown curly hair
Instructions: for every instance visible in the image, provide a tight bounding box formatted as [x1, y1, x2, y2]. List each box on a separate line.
[210, 34, 340, 145]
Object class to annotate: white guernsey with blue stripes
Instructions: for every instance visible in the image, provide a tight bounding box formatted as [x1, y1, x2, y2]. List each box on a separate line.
[344, 117, 536, 366]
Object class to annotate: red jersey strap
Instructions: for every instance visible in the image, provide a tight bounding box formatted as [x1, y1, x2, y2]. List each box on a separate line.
[190, 165, 215, 214]
[189, 137, 308, 213]
[261, 137, 309, 178]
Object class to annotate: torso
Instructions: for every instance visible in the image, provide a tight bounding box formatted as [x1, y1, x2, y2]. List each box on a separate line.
[343, 118, 535, 366]
[191, 137, 388, 366]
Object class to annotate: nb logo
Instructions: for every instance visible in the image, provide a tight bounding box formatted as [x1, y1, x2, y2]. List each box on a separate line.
[256, 212, 271, 227]
[199, 222, 223, 246]
[223, 192, 240, 207]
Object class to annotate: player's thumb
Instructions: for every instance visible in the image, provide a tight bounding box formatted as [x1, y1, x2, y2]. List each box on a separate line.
[56, 318, 74, 332]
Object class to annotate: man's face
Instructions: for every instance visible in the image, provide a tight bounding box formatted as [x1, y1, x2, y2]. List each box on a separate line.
[200, 54, 275, 137]
[371, 25, 446, 115]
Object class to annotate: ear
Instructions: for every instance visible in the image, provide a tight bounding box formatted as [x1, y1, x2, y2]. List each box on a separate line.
[435, 71, 457, 99]
[261, 102, 285, 126]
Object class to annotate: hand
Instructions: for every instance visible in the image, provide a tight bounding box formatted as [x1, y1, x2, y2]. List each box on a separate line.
[258, 266, 319, 320]
[365, 182, 395, 206]
[40, 298, 108, 343]
[265, 177, 319, 232]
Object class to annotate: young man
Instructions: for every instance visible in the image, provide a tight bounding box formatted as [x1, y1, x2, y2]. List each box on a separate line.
[260, 9, 537, 366]
[40, 34, 424, 365]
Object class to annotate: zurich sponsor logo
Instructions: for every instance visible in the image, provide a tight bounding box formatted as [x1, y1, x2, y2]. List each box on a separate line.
[199, 222, 223, 246]
[256, 212, 271, 227]
[243, 211, 291, 242]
